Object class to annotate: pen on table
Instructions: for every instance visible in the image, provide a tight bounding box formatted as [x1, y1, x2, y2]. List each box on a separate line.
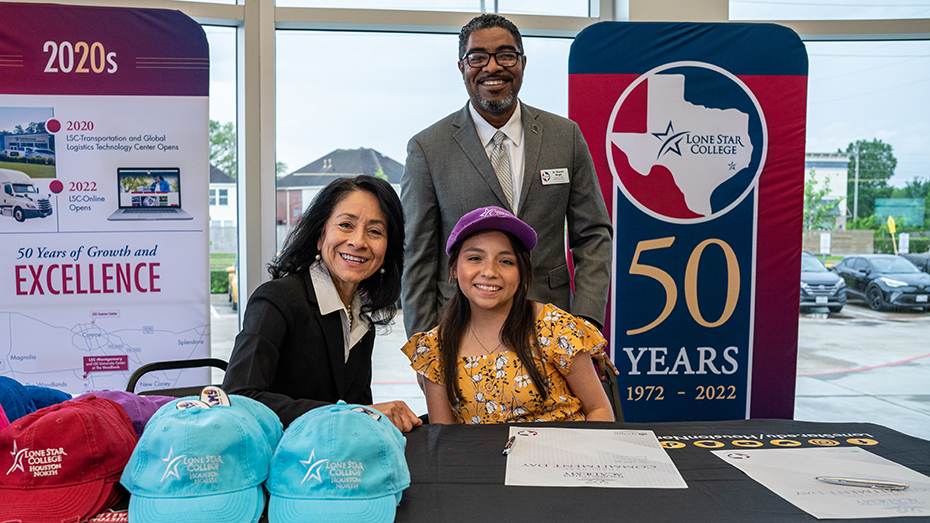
[815, 476, 909, 490]
[502, 436, 516, 455]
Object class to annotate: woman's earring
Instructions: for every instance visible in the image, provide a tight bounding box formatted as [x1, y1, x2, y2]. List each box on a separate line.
[379, 267, 386, 274]
[315, 252, 321, 261]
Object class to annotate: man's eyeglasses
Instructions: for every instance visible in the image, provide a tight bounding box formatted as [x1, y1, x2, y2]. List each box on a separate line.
[461, 51, 523, 68]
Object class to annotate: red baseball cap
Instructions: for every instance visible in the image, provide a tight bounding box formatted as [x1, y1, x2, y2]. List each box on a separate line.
[0, 396, 138, 523]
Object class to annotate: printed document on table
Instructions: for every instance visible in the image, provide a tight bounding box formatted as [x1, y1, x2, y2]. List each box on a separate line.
[713, 447, 930, 519]
[503, 427, 687, 488]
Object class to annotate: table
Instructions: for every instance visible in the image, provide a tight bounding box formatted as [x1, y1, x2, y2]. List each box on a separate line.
[396, 420, 930, 523]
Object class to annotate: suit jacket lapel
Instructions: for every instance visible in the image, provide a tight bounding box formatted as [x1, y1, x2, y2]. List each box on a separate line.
[452, 103, 512, 211]
[520, 102, 542, 216]
[303, 275, 348, 398]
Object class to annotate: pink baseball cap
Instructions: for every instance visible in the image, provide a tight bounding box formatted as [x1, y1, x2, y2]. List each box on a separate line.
[446, 206, 537, 256]
[0, 396, 138, 523]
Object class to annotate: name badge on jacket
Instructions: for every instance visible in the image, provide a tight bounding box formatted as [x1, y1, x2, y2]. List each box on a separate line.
[540, 168, 569, 185]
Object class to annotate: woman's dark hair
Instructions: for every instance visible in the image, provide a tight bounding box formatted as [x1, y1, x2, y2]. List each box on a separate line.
[438, 230, 548, 406]
[269, 175, 404, 326]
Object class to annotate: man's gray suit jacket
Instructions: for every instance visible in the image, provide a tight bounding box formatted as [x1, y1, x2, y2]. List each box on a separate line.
[401, 101, 613, 337]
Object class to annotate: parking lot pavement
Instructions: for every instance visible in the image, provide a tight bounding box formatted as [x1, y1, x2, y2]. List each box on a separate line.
[795, 303, 930, 441]
[209, 293, 237, 384]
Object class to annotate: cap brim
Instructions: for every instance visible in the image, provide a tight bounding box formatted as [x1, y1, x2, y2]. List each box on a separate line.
[85, 475, 126, 519]
[128, 484, 265, 523]
[269, 494, 397, 523]
[0, 479, 110, 523]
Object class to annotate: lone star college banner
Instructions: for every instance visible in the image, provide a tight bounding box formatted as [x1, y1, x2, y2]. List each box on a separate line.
[569, 23, 808, 421]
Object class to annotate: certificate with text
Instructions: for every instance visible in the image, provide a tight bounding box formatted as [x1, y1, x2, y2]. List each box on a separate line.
[504, 427, 688, 488]
[713, 447, 930, 519]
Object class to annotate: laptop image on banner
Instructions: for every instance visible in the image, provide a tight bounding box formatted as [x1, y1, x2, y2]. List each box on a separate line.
[107, 167, 193, 221]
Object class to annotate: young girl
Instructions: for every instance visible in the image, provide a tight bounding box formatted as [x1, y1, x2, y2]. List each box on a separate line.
[402, 206, 614, 424]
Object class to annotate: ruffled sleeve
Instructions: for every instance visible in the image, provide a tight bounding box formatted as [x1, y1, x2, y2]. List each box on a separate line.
[535, 304, 607, 376]
[400, 328, 445, 385]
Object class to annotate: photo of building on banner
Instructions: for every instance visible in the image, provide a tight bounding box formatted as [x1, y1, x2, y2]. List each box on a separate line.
[569, 23, 808, 421]
[0, 3, 210, 395]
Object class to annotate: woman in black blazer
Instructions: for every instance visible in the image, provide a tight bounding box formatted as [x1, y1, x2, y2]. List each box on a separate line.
[223, 175, 421, 431]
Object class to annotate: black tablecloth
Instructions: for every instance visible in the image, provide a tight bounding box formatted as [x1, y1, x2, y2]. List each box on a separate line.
[396, 420, 930, 523]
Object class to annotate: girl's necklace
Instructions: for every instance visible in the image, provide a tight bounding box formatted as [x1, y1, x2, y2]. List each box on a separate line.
[470, 326, 502, 356]
[471, 326, 505, 396]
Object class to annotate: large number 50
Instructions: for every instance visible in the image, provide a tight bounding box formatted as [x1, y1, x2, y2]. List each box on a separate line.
[626, 237, 740, 335]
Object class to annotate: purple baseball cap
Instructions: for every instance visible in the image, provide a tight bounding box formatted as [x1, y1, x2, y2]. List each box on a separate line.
[74, 390, 174, 438]
[445, 206, 537, 256]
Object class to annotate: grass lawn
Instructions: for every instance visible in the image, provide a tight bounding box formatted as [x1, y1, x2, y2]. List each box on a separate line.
[0, 161, 57, 178]
[817, 255, 843, 267]
[210, 253, 237, 269]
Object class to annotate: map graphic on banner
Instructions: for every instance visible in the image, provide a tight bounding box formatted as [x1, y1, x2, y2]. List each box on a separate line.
[0, 3, 211, 394]
[610, 70, 756, 220]
[570, 22, 807, 421]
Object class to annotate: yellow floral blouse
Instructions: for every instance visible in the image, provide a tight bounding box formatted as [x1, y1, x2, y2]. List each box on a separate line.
[401, 303, 607, 424]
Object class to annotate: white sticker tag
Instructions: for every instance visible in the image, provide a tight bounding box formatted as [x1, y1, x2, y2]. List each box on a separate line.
[201, 386, 231, 407]
[540, 168, 569, 185]
[176, 399, 210, 410]
[352, 406, 382, 421]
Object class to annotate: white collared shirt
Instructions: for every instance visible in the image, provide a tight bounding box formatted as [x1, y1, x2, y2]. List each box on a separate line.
[469, 101, 525, 214]
[309, 261, 370, 363]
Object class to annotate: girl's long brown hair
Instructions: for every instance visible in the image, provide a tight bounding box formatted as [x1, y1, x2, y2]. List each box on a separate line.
[438, 231, 549, 407]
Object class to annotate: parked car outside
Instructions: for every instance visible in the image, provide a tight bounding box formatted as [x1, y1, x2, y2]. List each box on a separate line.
[227, 265, 238, 311]
[832, 254, 930, 311]
[25, 148, 55, 159]
[901, 252, 930, 273]
[800, 252, 846, 313]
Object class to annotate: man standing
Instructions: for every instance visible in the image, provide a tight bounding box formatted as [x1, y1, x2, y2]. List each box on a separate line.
[401, 13, 612, 337]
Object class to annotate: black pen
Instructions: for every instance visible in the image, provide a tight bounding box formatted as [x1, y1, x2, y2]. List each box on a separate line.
[502, 436, 516, 455]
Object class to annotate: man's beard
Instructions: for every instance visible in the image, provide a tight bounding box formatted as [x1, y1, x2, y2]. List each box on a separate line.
[474, 91, 516, 113]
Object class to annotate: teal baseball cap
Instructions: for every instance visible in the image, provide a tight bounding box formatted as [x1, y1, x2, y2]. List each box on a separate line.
[120, 405, 272, 523]
[267, 401, 410, 523]
[145, 391, 282, 449]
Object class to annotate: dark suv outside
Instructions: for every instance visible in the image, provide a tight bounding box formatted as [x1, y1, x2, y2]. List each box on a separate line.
[800, 252, 846, 313]
[833, 254, 930, 311]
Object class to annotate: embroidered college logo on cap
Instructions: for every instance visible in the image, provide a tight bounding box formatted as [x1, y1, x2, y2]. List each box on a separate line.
[480, 207, 508, 218]
[0, 396, 138, 523]
[160, 448, 186, 482]
[446, 205, 537, 255]
[6, 441, 28, 475]
[120, 402, 272, 523]
[300, 450, 328, 484]
[5, 440, 66, 478]
[267, 401, 410, 523]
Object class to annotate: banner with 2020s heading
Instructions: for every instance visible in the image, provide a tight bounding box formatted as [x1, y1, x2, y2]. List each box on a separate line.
[570, 23, 807, 421]
[0, 2, 210, 395]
